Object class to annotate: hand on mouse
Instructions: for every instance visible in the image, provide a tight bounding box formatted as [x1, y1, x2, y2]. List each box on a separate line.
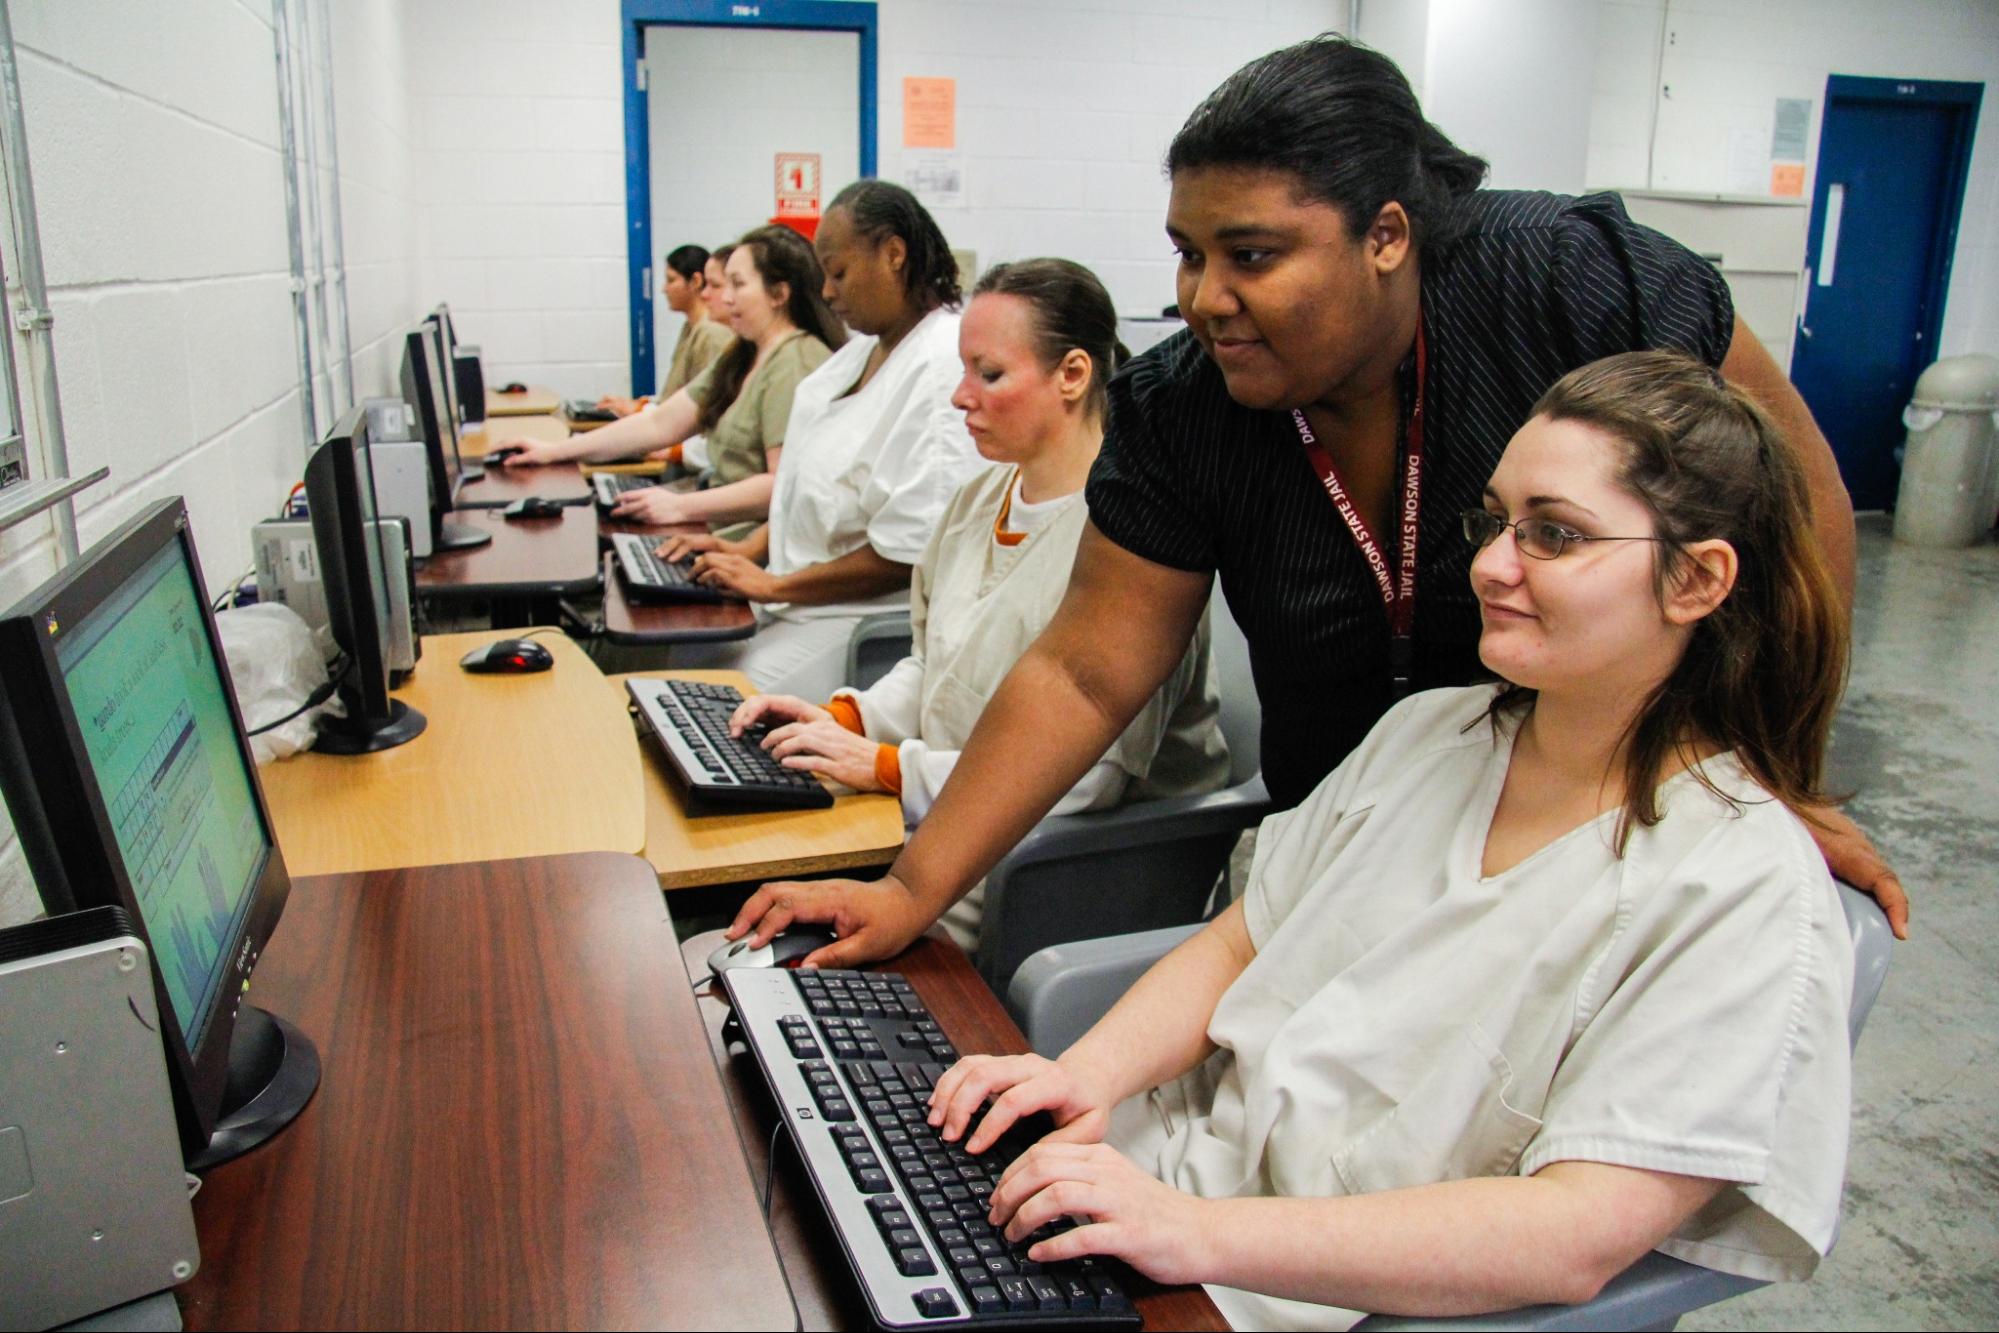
[724, 873, 931, 969]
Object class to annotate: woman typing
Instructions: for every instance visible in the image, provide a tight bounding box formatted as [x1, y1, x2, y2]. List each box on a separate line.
[495, 225, 842, 539]
[725, 259, 1229, 947]
[596, 242, 734, 417]
[926, 352, 1855, 1329]
[655, 182, 986, 698]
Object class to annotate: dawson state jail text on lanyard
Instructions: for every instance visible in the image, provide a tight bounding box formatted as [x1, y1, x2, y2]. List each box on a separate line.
[1289, 325, 1425, 697]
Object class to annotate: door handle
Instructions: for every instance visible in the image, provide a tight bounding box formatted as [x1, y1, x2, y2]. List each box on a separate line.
[1800, 326, 1813, 340]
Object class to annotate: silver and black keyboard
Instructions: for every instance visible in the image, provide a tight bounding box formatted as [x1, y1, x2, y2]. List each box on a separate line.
[627, 677, 834, 811]
[594, 471, 664, 510]
[723, 966, 1143, 1330]
[609, 531, 727, 603]
[564, 396, 618, 423]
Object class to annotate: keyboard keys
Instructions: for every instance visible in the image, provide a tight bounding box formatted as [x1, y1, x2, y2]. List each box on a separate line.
[897, 1247, 937, 1277]
[912, 1287, 958, 1319]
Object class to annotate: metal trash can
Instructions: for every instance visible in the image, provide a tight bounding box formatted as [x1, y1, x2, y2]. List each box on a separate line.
[1894, 354, 1999, 548]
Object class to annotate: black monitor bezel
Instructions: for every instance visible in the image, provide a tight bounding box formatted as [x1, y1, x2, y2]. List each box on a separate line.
[424, 312, 461, 431]
[403, 326, 460, 527]
[0, 496, 293, 1158]
[305, 408, 397, 727]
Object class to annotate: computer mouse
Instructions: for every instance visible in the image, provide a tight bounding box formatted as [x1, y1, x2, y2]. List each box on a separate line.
[503, 497, 563, 520]
[708, 926, 838, 975]
[459, 639, 555, 674]
[484, 444, 527, 464]
[497, 381, 528, 394]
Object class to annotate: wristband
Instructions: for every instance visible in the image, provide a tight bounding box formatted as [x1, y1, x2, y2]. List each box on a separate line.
[825, 696, 865, 736]
[874, 742, 903, 796]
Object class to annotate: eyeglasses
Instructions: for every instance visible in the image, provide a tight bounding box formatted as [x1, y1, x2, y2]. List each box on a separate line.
[1461, 509, 1667, 560]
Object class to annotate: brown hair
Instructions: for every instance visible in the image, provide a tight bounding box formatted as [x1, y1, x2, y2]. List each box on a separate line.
[1485, 350, 1849, 849]
[971, 258, 1129, 421]
[698, 225, 847, 432]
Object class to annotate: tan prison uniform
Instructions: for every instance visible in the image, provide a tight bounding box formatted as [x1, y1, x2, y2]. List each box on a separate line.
[660, 315, 735, 399]
[684, 329, 831, 538]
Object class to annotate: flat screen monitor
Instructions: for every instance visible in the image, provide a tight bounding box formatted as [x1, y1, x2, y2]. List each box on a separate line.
[305, 406, 427, 754]
[0, 497, 319, 1167]
[400, 326, 489, 553]
[425, 311, 461, 430]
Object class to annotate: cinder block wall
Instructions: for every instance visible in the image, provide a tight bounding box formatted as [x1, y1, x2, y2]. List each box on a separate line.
[0, 0, 421, 927]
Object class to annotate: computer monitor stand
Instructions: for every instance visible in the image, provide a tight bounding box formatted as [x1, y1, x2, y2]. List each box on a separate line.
[435, 519, 493, 551]
[314, 698, 428, 755]
[458, 460, 487, 483]
[185, 1006, 321, 1172]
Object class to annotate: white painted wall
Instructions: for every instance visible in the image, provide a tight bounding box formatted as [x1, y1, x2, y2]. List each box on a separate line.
[0, 0, 421, 928]
[403, 0, 627, 400]
[874, 0, 1345, 319]
[644, 24, 860, 375]
[1420, 0, 1599, 194]
[1587, 0, 1999, 359]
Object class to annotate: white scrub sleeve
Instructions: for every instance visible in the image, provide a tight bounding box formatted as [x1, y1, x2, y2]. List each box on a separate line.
[839, 658, 924, 747]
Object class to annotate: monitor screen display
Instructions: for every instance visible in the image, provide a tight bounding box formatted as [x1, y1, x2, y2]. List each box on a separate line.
[54, 540, 270, 1047]
[416, 327, 460, 490]
[426, 316, 460, 433]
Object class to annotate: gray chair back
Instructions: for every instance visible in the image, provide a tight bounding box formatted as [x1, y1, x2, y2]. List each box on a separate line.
[1208, 597, 1261, 787]
[844, 610, 913, 691]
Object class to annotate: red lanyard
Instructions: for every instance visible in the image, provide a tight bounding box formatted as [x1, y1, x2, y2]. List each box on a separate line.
[1290, 323, 1425, 695]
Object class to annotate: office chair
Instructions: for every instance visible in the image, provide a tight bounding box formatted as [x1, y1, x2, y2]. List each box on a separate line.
[977, 599, 1270, 994]
[1006, 881, 1895, 1332]
[844, 610, 913, 691]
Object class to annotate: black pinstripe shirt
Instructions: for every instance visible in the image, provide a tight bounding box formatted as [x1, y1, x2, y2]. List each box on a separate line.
[1087, 190, 1734, 809]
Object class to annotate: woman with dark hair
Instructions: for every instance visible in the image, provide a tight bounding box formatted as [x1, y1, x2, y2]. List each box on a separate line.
[497, 225, 841, 539]
[723, 259, 1226, 946]
[652, 181, 984, 699]
[727, 32, 1906, 966]
[926, 351, 1856, 1327]
[597, 242, 733, 418]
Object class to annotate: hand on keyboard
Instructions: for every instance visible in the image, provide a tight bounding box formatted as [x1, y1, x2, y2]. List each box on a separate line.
[610, 485, 691, 525]
[690, 551, 782, 601]
[927, 1053, 1113, 1154]
[729, 692, 831, 734]
[655, 530, 730, 564]
[726, 873, 931, 969]
[990, 1140, 1215, 1287]
[763, 719, 887, 792]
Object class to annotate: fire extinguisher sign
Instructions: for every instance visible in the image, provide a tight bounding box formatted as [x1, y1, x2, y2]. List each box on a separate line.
[774, 153, 821, 219]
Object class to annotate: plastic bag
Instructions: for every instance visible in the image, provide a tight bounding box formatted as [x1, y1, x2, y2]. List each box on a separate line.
[214, 603, 344, 764]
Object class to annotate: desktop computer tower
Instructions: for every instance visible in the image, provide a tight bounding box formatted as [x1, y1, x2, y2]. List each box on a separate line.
[453, 346, 486, 426]
[364, 438, 433, 560]
[252, 516, 420, 681]
[363, 395, 416, 447]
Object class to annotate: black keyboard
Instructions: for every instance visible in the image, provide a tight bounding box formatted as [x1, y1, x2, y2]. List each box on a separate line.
[627, 677, 834, 811]
[724, 967, 1143, 1329]
[594, 472, 664, 510]
[564, 397, 618, 422]
[610, 531, 727, 603]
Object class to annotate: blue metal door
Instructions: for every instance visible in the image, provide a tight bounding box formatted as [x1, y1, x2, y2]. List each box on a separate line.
[1792, 78, 1979, 510]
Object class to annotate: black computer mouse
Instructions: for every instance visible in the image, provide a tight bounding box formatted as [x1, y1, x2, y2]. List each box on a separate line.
[497, 381, 528, 394]
[707, 926, 839, 975]
[459, 639, 555, 674]
[503, 497, 563, 520]
[485, 444, 527, 464]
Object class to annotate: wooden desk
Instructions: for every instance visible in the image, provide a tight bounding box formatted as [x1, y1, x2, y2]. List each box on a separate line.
[416, 505, 600, 602]
[681, 929, 1229, 1331]
[616, 669, 904, 890]
[461, 416, 569, 455]
[455, 459, 590, 506]
[260, 630, 643, 876]
[602, 553, 757, 646]
[485, 385, 561, 416]
[180, 855, 797, 1332]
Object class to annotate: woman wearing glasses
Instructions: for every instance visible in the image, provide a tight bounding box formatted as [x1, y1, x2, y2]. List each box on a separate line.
[927, 352, 1855, 1328]
[723, 32, 1905, 969]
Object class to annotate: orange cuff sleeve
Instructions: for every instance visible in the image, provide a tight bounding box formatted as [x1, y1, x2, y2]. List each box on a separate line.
[825, 696, 865, 735]
[874, 742, 903, 796]
[664, 443, 684, 466]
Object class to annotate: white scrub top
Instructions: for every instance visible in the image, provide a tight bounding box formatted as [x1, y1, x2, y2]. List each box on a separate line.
[842, 464, 1231, 947]
[764, 306, 981, 620]
[1112, 684, 1854, 1332]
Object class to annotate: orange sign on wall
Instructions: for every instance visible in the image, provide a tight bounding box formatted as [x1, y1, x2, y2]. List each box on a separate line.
[1771, 162, 1805, 197]
[903, 77, 956, 149]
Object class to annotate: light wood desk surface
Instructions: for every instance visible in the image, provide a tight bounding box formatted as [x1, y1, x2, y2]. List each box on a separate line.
[615, 669, 904, 890]
[485, 384, 561, 416]
[460, 415, 569, 455]
[261, 630, 643, 877]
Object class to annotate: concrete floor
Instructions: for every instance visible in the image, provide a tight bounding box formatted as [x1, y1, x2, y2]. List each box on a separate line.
[1682, 515, 1999, 1331]
[1223, 515, 1998, 1330]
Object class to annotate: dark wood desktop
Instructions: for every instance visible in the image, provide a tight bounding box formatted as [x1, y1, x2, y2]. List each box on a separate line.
[180, 854, 797, 1331]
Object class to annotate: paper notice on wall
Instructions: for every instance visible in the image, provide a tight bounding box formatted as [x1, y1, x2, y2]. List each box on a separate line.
[1725, 126, 1769, 196]
[906, 152, 964, 208]
[1770, 163, 1805, 197]
[774, 152, 821, 218]
[903, 77, 956, 149]
[1770, 97, 1811, 197]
